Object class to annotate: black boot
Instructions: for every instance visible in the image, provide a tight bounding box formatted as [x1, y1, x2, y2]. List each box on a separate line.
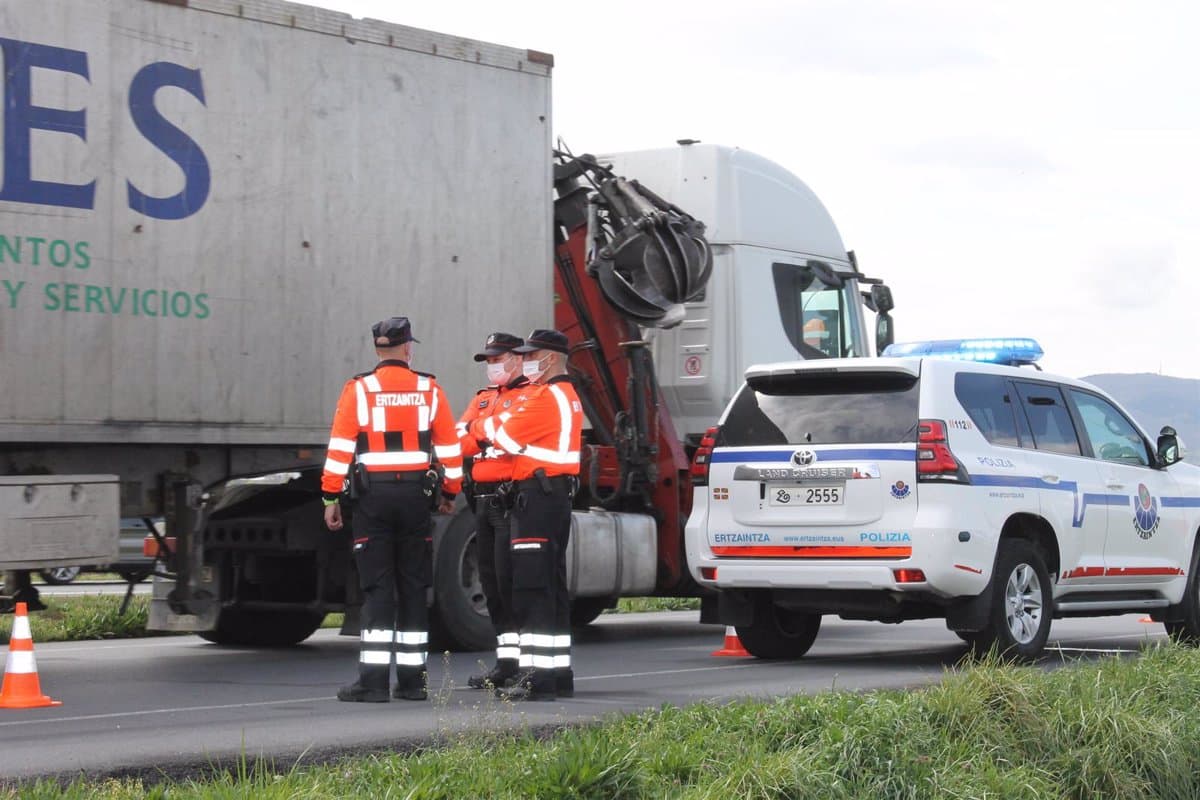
[393, 669, 428, 701]
[495, 669, 557, 702]
[468, 661, 518, 690]
[337, 679, 389, 703]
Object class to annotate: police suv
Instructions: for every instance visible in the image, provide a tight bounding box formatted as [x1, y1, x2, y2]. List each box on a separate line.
[686, 339, 1200, 661]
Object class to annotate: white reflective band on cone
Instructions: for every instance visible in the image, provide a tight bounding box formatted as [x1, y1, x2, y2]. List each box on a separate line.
[361, 629, 393, 643]
[5, 651, 35, 674]
[12, 616, 31, 641]
[396, 652, 427, 666]
[360, 651, 391, 665]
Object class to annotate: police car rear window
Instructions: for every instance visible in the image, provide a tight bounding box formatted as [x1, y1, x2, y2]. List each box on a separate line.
[720, 372, 919, 446]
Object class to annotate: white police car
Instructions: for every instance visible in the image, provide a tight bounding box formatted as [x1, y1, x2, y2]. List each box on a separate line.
[686, 338, 1200, 661]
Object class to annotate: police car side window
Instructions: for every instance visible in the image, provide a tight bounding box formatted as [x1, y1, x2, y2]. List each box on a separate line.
[1014, 382, 1082, 456]
[953, 373, 1020, 447]
[1068, 389, 1152, 467]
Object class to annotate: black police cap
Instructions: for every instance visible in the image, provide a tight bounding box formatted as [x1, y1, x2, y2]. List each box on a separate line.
[513, 329, 569, 355]
[473, 332, 525, 362]
[372, 316, 420, 347]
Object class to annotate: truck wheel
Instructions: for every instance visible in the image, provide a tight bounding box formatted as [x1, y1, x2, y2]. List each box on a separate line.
[971, 538, 1052, 661]
[38, 566, 82, 585]
[1164, 536, 1200, 644]
[430, 509, 494, 652]
[735, 592, 821, 659]
[570, 596, 616, 628]
[199, 608, 325, 646]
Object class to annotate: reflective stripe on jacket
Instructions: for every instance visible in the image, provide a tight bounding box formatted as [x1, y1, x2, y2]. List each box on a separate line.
[490, 375, 583, 480]
[457, 378, 531, 483]
[321, 360, 463, 496]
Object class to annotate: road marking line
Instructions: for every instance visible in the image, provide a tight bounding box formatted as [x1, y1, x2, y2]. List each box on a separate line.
[0, 696, 333, 728]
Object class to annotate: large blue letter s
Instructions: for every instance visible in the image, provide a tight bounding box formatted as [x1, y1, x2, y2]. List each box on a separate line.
[127, 62, 210, 220]
[0, 37, 95, 209]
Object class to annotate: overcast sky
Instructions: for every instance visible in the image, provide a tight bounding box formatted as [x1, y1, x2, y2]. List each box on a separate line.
[315, 0, 1199, 380]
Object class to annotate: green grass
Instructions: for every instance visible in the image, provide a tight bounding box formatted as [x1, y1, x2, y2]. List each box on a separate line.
[0, 596, 168, 644]
[12, 642, 1200, 798]
[610, 597, 701, 614]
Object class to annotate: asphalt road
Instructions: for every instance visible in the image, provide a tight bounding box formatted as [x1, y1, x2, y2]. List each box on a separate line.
[0, 612, 1170, 783]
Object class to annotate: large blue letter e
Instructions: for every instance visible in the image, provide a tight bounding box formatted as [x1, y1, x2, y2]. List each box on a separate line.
[0, 37, 95, 209]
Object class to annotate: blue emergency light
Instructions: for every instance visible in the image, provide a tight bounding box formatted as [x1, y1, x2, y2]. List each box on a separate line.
[882, 338, 1044, 366]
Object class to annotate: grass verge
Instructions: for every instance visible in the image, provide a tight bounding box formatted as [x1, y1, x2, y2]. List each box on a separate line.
[13, 643, 1200, 798]
[611, 597, 701, 614]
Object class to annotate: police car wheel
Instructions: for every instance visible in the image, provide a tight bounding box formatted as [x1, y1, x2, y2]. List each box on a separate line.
[1164, 535, 1200, 645]
[735, 591, 821, 660]
[972, 538, 1052, 661]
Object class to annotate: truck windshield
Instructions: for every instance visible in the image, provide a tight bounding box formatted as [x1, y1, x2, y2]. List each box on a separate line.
[719, 371, 920, 446]
[772, 261, 859, 359]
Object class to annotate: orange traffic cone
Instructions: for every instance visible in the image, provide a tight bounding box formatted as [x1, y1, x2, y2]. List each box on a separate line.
[0, 602, 61, 709]
[711, 626, 751, 657]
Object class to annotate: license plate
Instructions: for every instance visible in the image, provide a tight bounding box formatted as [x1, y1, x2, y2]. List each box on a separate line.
[767, 484, 843, 506]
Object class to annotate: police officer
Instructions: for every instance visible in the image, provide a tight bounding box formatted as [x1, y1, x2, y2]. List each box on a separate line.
[457, 332, 530, 689]
[488, 329, 582, 701]
[322, 316, 463, 703]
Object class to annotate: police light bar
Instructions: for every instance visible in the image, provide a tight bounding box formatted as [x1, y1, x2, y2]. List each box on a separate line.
[882, 338, 1044, 366]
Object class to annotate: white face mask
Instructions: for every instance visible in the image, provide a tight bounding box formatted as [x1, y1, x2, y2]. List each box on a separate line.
[485, 361, 510, 385]
[522, 356, 548, 381]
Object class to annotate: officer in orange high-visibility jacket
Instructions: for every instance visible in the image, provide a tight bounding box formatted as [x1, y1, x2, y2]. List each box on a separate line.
[479, 329, 583, 701]
[458, 332, 532, 691]
[322, 316, 463, 703]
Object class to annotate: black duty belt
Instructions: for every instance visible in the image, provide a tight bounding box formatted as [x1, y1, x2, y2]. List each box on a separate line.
[515, 475, 576, 493]
[472, 481, 507, 496]
[370, 470, 427, 483]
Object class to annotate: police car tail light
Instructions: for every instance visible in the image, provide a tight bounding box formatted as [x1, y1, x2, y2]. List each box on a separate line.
[893, 568, 926, 583]
[917, 419, 967, 483]
[690, 426, 720, 487]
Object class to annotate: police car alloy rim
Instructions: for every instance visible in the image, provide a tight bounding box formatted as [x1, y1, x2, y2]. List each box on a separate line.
[1004, 563, 1043, 645]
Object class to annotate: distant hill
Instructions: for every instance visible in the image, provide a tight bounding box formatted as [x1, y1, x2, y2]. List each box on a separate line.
[1082, 374, 1200, 461]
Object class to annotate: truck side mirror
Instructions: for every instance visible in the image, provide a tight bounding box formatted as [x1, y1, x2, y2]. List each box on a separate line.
[875, 313, 894, 355]
[1158, 426, 1185, 466]
[870, 284, 894, 314]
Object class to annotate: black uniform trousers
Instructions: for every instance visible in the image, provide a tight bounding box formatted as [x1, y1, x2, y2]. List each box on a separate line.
[474, 485, 516, 666]
[509, 479, 572, 693]
[352, 480, 431, 691]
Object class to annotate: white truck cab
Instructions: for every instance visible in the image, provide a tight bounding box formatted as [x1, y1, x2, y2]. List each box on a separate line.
[686, 338, 1200, 660]
[599, 144, 893, 439]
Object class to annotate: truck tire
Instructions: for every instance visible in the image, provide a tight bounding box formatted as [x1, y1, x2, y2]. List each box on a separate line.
[570, 596, 616, 628]
[970, 538, 1052, 661]
[735, 592, 821, 660]
[199, 608, 325, 646]
[429, 509, 494, 652]
[1164, 535, 1200, 645]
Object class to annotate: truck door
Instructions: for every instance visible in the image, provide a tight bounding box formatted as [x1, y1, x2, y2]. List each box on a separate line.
[1011, 381, 1108, 583]
[1066, 389, 1185, 581]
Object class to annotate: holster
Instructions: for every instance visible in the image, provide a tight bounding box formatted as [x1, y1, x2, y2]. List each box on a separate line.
[349, 462, 370, 500]
[495, 480, 516, 511]
[533, 467, 553, 495]
[423, 465, 444, 510]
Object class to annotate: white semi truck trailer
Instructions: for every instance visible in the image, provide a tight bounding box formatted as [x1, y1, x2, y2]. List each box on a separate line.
[0, 0, 894, 641]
